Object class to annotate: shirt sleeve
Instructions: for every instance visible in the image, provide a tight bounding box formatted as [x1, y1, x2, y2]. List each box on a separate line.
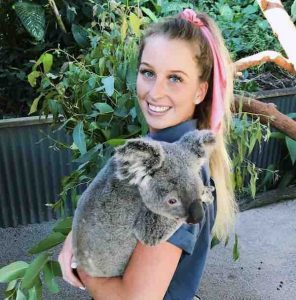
[167, 223, 199, 255]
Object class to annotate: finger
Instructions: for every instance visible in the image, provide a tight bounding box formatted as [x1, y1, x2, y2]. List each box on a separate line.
[58, 254, 85, 289]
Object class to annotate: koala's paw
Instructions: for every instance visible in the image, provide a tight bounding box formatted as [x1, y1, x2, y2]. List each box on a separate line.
[200, 130, 216, 146]
[201, 185, 215, 203]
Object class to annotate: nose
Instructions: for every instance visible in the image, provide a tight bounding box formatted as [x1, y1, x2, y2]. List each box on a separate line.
[186, 201, 204, 224]
[149, 77, 166, 100]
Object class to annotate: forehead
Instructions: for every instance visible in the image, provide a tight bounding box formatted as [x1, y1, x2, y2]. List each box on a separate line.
[141, 35, 198, 74]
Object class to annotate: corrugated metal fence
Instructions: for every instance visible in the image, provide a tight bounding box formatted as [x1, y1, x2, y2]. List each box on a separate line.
[0, 116, 74, 227]
[0, 88, 295, 227]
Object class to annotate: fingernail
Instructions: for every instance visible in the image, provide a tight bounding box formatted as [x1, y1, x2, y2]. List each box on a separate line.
[79, 286, 86, 290]
[71, 262, 77, 268]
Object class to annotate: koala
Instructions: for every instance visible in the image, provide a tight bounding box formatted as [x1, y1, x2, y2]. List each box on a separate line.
[72, 129, 216, 277]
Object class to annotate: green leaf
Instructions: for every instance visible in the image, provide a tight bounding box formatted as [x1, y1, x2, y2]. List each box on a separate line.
[27, 278, 42, 300]
[94, 102, 114, 114]
[141, 7, 157, 22]
[121, 17, 128, 42]
[71, 24, 89, 47]
[16, 289, 26, 300]
[28, 71, 41, 87]
[285, 136, 296, 165]
[291, 0, 296, 21]
[6, 279, 18, 291]
[129, 12, 141, 37]
[106, 139, 126, 147]
[232, 234, 240, 261]
[0, 261, 28, 283]
[102, 76, 114, 97]
[46, 260, 62, 277]
[52, 217, 73, 235]
[242, 5, 258, 15]
[29, 94, 43, 115]
[28, 232, 65, 254]
[41, 53, 53, 73]
[210, 235, 221, 249]
[72, 144, 102, 164]
[21, 253, 49, 289]
[224, 236, 229, 247]
[14, 2, 45, 41]
[220, 4, 234, 21]
[73, 122, 87, 155]
[88, 76, 97, 89]
[270, 131, 285, 139]
[287, 112, 296, 119]
[43, 262, 59, 293]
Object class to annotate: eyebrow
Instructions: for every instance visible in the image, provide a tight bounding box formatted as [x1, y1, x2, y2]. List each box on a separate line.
[140, 62, 189, 78]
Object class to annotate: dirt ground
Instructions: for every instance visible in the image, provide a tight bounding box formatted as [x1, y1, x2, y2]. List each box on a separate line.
[1, 199, 295, 300]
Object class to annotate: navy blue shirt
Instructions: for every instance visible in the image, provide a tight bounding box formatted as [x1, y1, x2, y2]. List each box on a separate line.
[147, 119, 217, 300]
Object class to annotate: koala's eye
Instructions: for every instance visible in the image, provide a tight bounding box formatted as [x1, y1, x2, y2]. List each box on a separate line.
[168, 198, 178, 205]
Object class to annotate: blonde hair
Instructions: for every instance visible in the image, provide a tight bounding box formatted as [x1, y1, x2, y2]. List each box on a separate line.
[138, 11, 238, 241]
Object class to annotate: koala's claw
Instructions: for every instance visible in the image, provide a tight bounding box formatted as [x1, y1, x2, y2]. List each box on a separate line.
[201, 185, 215, 203]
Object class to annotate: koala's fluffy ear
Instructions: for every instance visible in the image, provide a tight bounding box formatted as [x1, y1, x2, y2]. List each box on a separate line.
[179, 130, 216, 159]
[114, 138, 165, 185]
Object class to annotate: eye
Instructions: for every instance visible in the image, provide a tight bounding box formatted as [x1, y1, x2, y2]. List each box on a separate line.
[139, 69, 154, 79]
[169, 74, 183, 83]
[168, 198, 178, 205]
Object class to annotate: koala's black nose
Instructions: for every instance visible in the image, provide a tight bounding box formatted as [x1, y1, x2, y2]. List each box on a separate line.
[186, 201, 204, 224]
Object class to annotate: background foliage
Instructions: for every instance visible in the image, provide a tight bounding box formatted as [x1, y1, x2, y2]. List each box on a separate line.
[1, 0, 296, 298]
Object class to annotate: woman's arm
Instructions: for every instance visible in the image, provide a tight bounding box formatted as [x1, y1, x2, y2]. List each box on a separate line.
[77, 241, 182, 300]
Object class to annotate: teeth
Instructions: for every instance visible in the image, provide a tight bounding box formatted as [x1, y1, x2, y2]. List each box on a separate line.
[148, 103, 170, 112]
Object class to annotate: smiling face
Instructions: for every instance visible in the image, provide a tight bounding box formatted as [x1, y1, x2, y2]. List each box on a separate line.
[136, 35, 208, 133]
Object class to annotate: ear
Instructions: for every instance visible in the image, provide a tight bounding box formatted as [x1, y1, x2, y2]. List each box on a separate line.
[194, 81, 208, 105]
[178, 130, 216, 160]
[114, 138, 165, 185]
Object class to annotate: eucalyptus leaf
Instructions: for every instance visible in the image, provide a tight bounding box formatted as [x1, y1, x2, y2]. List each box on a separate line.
[232, 234, 240, 261]
[106, 139, 126, 147]
[21, 253, 49, 289]
[285, 136, 296, 165]
[129, 12, 141, 37]
[52, 217, 73, 235]
[29, 94, 43, 115]
[43, 262, 59, 293]
[121, 17, 128, 42]
[291, 0, 296, 21]
[102, 76, 115, 97]
[141, 7, 157, 22]
[28, 71, 41, 87]
[28, 232, 65, 254]
[16, 289, 26, 300]
[0, 261, 28, 283]
[210, 235, 220, 249]
[94, 102, 114, 114]
[73, 122, 87, 155]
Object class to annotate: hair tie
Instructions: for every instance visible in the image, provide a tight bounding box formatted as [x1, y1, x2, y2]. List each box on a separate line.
[179, 9, 226, 134]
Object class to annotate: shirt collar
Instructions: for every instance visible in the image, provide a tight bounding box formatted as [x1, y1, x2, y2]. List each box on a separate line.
[146, 119, 198, 143]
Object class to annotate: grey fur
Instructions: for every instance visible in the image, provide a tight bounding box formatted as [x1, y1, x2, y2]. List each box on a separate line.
[72, 130, 216, 277]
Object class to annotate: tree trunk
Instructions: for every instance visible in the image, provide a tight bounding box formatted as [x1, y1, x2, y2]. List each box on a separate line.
[239, 185, 296, 211]
[257, 0, 296, 69]
[233, 95, 296, 140]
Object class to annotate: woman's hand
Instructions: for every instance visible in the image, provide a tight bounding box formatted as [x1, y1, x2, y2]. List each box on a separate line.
[58, 230, 85, 290]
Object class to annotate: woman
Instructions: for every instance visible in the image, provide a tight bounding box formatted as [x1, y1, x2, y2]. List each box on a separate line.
[58, 9, 237, 300]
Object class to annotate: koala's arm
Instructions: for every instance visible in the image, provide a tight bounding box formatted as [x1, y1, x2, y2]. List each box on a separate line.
[78, 241, 182, 300]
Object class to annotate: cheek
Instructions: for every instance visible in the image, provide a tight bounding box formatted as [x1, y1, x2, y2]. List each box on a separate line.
[136, 75, 146, 100]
